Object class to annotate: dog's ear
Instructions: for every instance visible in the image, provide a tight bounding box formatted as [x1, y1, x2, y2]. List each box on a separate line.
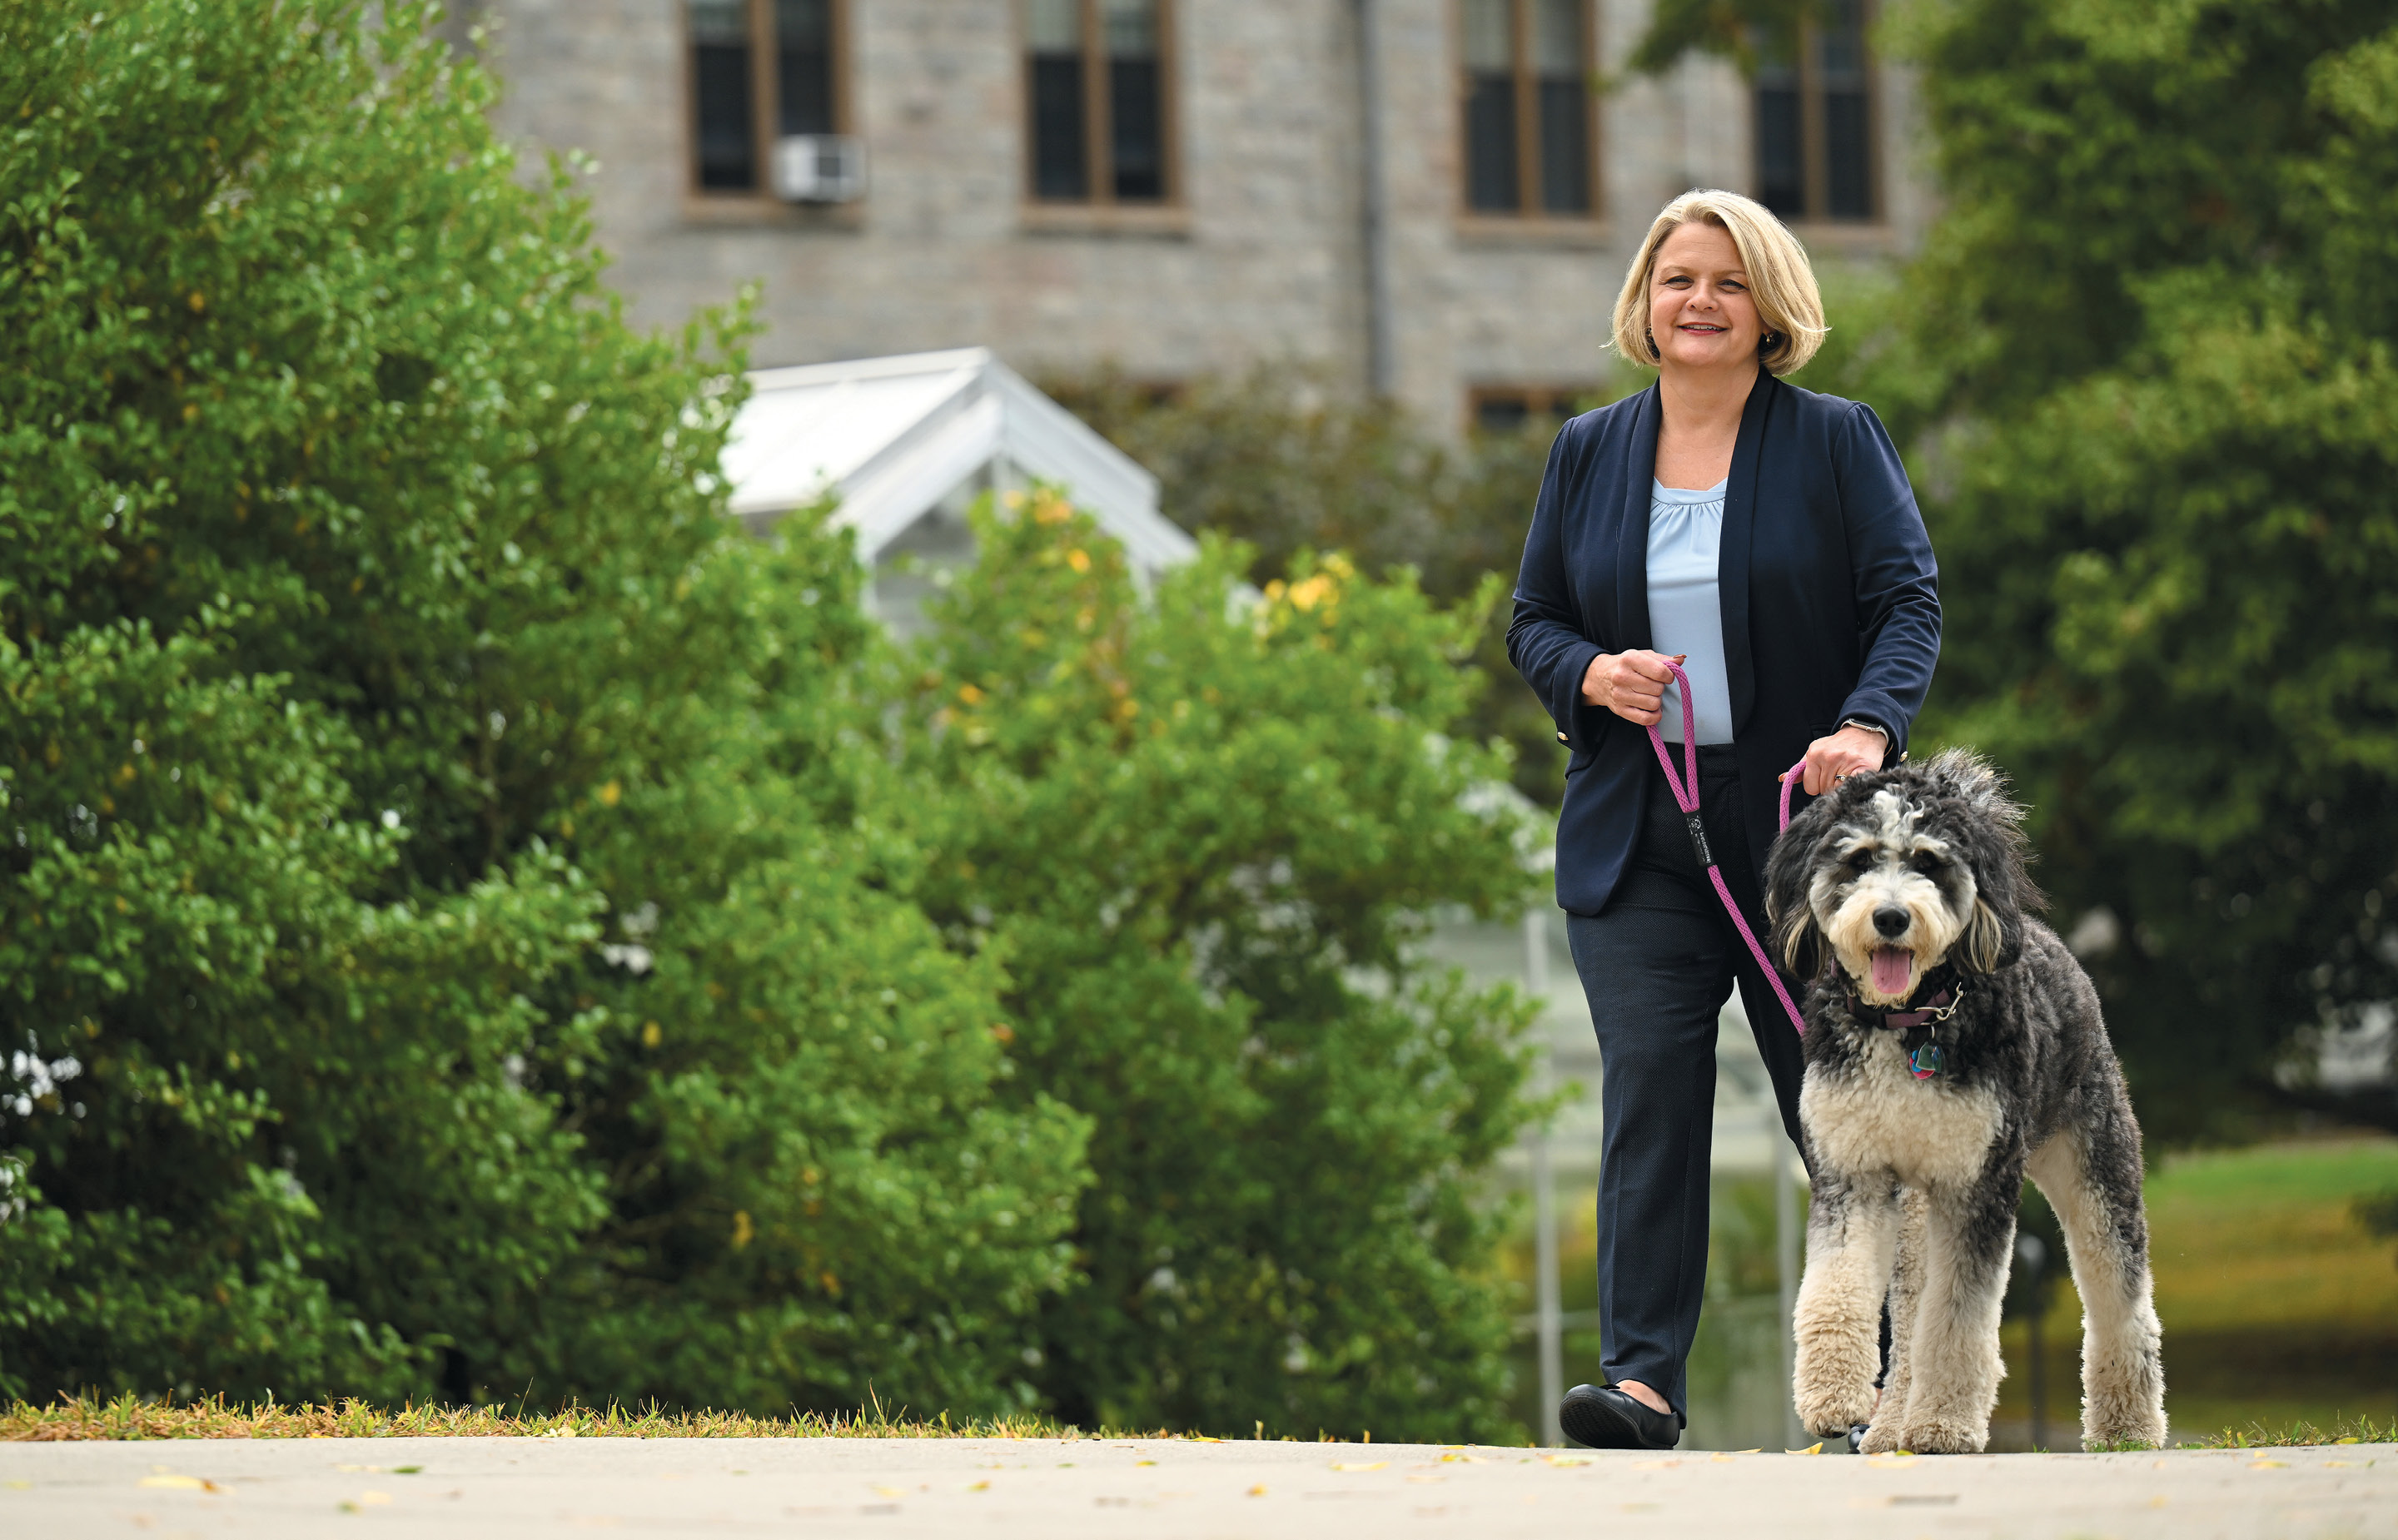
[1954, 810, 2031, 975]
[1930, 748, 2040, 975]
[1763, 805, 1828, 981]
[1959, 893, 2018, 974]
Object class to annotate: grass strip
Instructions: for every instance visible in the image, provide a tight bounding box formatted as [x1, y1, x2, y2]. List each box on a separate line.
[2187, 1413, 2398, 1449]
[0, 1393, 1141, 1443]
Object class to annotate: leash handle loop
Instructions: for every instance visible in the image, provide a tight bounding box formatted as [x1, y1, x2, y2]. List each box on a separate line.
[1643, 659, 1810, 1037]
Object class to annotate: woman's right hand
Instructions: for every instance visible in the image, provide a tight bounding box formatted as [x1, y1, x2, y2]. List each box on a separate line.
[1581, 649, 1687, 727]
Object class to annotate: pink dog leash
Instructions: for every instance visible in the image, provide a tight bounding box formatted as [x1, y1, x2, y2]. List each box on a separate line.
[1644, 659, 1811, 1036]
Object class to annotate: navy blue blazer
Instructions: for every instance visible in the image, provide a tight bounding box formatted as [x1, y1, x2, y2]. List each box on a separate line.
[1508, 370, 1941, 915]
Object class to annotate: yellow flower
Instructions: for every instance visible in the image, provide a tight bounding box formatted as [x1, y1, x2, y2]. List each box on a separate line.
[1287, 574, 1333, 611]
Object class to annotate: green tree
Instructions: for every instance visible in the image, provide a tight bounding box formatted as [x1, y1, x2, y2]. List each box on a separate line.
[0, 0, 1086, 1409]
[1882, 0, 2398, 1141]
[889, 489, 1545, 1439]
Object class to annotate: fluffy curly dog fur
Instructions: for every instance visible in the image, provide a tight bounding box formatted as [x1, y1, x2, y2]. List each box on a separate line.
[1763, 750, 2166, 1453]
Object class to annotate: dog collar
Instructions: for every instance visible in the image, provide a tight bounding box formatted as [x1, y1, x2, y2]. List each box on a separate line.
[1878, 987, 1958, 1031]
[1847, 973, 1965, 1031]
[1839, 973, 1964, 1080]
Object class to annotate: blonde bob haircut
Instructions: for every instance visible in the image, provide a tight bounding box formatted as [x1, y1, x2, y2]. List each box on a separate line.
[1609, 189, 1827, 376]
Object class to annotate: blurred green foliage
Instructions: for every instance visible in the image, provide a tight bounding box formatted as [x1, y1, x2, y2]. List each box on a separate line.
[1624, 0, 1813, 77]
[0, 0, 1097, 1414]
[887, 491, 1544, 1439]
[0, 0, 1540, 1431]
[1870, 0, 2398, 1142]
[1052, 369, 1639, 808]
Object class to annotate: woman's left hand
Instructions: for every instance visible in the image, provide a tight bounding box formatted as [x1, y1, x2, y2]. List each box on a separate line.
[1786, 724, 1888, 797]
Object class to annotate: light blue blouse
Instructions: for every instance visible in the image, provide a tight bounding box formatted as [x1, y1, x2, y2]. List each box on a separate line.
[1647, 477, 1734, 745]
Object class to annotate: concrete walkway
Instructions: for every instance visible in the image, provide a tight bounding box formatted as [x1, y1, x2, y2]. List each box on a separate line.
[3, 1434, 2390, 1538]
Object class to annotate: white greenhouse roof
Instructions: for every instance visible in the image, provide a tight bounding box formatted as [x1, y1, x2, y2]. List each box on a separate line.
[723, 347, 1197, 574]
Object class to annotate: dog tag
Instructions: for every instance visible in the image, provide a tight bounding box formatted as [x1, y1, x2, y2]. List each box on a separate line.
[1908, 1041, 1944, 1080]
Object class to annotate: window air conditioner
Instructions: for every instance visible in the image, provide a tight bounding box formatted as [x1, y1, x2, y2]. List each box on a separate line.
[774, 136, 867, 204]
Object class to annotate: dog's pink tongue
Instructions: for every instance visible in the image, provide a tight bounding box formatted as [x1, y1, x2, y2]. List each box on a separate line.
[1870, 947, 1913, 996]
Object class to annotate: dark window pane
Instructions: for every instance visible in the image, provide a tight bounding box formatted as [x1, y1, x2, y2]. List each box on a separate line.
[1754, 77, 1802, 217]
[1476, 395, 1533, 434]
[1029, 55, 1087, 200]
[776, 0, 834, 135]
[1815, 0, 1872, 219]
[1463, 0, 1520, 214]
[1531, 0, 1585, 212]
[692, 0, 756, 190]
[1537, 78, 1587, 213]
[1111, 57, 1165, 200]
[1824, 89, 1871, 219]
[1465, 76, 1517, 211]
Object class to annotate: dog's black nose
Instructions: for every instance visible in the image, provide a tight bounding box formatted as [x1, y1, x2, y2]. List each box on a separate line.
[1873, 907, 1910, 938]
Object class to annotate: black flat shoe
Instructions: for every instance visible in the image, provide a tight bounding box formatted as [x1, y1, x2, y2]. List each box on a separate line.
[1848, 1422, 1869, 1453]
[1558, 1384, 1680, 1451]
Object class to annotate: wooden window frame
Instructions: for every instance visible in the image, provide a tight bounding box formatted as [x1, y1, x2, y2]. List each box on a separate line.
[1021, 0, 1183, 211]
[1754, 0, 1883, 229]
[1454, 0, 1602, 228]
[682, 0, 854, 210]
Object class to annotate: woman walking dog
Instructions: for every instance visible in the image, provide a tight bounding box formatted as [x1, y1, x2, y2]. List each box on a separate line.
[1507, 190, 1941, 1450]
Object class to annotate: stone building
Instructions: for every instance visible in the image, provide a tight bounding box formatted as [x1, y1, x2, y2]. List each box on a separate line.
[448, 0, 1930, 435]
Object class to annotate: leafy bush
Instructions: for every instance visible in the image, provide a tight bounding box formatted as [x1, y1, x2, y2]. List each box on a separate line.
[0, 0, 1085, 1410]
[888, 490, 1545, 1439]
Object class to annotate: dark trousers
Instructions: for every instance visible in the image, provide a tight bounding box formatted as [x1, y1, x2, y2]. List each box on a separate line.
[1565, 743, 1808, 1421]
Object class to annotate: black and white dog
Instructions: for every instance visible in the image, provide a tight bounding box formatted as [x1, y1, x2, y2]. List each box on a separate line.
[1763, 750, 2166, 1453]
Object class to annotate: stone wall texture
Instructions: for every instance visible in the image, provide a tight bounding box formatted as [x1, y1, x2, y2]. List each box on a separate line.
[450, 0, 1933, 434]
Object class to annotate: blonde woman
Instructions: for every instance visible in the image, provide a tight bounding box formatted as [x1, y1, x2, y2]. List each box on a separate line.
[1508, 190, 1941, 1450]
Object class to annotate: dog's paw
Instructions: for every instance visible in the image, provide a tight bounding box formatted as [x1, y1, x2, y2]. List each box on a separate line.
[1794, 1380, 1878, 1438]
[1888, 1415, 1988, 1455]
[2081, 1413, 2167, 1453]
[1856, 1421, 1908, 1456]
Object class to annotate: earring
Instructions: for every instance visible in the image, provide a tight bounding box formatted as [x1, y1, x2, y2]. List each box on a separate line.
[1645, 328, 1659, 357]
